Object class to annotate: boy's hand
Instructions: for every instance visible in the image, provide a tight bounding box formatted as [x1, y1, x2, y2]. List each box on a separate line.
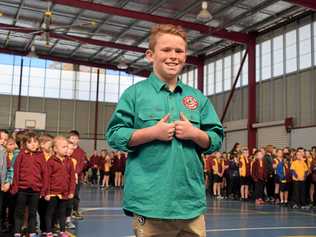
[68, 194, 74, 199]
[153, 114, 175, 141]
[174, 113, 197, 140]
[45, 195, 51, 201]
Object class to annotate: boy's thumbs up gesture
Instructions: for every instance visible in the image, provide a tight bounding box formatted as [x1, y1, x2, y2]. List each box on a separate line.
[174, 112, 196, 140]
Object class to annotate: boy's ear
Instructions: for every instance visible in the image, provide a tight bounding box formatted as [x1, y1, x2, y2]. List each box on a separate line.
[145, 49, 154, 64]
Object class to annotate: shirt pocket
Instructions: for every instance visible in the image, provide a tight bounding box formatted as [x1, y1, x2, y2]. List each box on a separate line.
[136, 110, 165, 128]
[185, 111, 201, 128]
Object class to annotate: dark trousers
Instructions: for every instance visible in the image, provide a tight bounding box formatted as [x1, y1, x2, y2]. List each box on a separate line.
[73, 182, 81, 212]
[292, 181, 306, 206]
[0, 191, 5, 230]
[45, 197, 67, 233]
[266, 175, 275, 198]
[66, 199, 73, 217]
[255, 180, 265, 200]
[14, 189, 40, 234]
[91, 168, 98, 185]
[38, 198, 48, 233]
[230, 176, 240, 197]
[2, 192, 15, 229]
[99, 170, 105, 186]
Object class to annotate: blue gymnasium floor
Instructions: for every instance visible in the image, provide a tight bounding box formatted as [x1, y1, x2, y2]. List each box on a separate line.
[70, 185, 316, 237]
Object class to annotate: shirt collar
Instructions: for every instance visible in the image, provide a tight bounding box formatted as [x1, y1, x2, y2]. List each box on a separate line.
[148, 72, 183, 93]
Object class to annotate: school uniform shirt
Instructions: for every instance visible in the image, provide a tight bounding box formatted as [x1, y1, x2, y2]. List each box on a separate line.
[212, 158, 223, 175]
[106, 72, 224, 219]
[11, 149, 48, 196]
[90, 155, 99, 168]
[5, 148, 19, 185]
[72, 146, 87, 178]
[290, 160, 308, 181]
[239, 155, 250, 177]
[46, 156, 76, 199]
[276, 161, 291, 183]
[251, 159, 267, 182]
[98, 157, 106, 172]
[0, 144, 7, 185]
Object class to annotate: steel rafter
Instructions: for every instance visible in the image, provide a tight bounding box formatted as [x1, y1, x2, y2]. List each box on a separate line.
[50, 0, 250, 44]
[287, 0, 316, 11]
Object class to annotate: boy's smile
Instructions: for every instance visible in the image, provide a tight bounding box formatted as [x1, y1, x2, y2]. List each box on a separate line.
[146, 33, 187, 83]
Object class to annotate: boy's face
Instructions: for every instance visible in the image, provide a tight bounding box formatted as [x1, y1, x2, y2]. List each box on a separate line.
[6, 140, 16, 152]
[41, 140, 53, 153]
[26, 138, 39, 152]
[67, 143, 74, 157]
[54, 139, 68, 157]
[68, 135, 79, 146]
[257, 151, 264, 160]
[0, 132, 8, 146]
[146, 33, 186, 82]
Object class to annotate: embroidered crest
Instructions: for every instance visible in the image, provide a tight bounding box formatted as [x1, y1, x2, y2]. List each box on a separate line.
[182, 96, 199, 110]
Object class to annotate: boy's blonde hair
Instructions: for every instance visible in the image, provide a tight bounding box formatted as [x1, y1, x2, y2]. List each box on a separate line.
[39, 134, 53, 145]
[53, 136, 67, 148]
[149, 24, 187, 51]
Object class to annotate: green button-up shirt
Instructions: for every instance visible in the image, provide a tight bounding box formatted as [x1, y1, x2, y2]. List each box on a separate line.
[106, 73, 223, 219]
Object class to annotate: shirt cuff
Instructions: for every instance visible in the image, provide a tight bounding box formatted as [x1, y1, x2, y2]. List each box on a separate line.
[108, 127, 137, 153]
[202, 131, 222, 154]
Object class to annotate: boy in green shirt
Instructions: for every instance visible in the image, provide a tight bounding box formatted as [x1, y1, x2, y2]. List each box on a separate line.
[106, 24, 223, 237]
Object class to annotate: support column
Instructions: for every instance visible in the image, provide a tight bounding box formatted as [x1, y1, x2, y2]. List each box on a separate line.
[248, 36, 257, 151]
[197, 56, 205, 93]
[94, 68, 100, 150]
[17, 58, 23, 111]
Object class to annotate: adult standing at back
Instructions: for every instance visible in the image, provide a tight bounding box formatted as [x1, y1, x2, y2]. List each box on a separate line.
[106, 24, 224, 237]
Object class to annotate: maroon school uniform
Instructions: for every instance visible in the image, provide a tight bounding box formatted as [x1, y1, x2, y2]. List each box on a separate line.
[72, 146, 87, 180]
[90, 155, 99, 169]
[11, 149, 48, 196]
[98, 157, 106, 171]
[251, 159, 267, 182]
[113, 156, 125, 172]
[46, 156, 76, 199]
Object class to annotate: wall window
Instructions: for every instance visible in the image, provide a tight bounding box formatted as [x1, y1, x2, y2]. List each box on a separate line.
[0, 54, 14, 94]
[60, 65, 75, 99]
[314, 22, 316, 65]
[285, 29, 297, 73]
[241, 51, 248, 86]
[207, 62, 215, 95]
[223, 56, 231, 91]
[187, 70, 195, 88]
[261, 40, 272, 80]
[45, 62, 61, 99]
[273, 35, 284, 77]
[215, 59, 223, 93]
[233, 52, 241, 87]
[105, 70, 119, 103]
[299, 24, 312, 70]
[256, 44, 260, 82]
[77, 70, 91, 101]
[119, 71, 133, 97]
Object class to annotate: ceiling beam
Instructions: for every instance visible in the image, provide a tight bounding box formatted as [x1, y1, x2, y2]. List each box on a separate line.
[287, 0, 316, 11]
[0, 46, 150, 78]
[0, 23, 201, 65]
[50, 0, 250, 44]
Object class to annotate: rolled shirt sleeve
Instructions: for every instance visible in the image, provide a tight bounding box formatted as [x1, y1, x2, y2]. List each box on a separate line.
[199, 98, 224, 154]
[106, 87, 137, 152]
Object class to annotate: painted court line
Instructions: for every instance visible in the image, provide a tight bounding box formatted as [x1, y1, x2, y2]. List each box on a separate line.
[124, 226, 316, 237]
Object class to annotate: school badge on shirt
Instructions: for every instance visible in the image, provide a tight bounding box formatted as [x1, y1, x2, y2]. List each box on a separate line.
[182, 96, 199, 110]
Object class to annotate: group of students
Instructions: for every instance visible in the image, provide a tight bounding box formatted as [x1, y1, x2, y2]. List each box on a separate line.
[204, 143, 315, 208]
[0, 129, 87, 237]
[88, 149, 127, 189]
